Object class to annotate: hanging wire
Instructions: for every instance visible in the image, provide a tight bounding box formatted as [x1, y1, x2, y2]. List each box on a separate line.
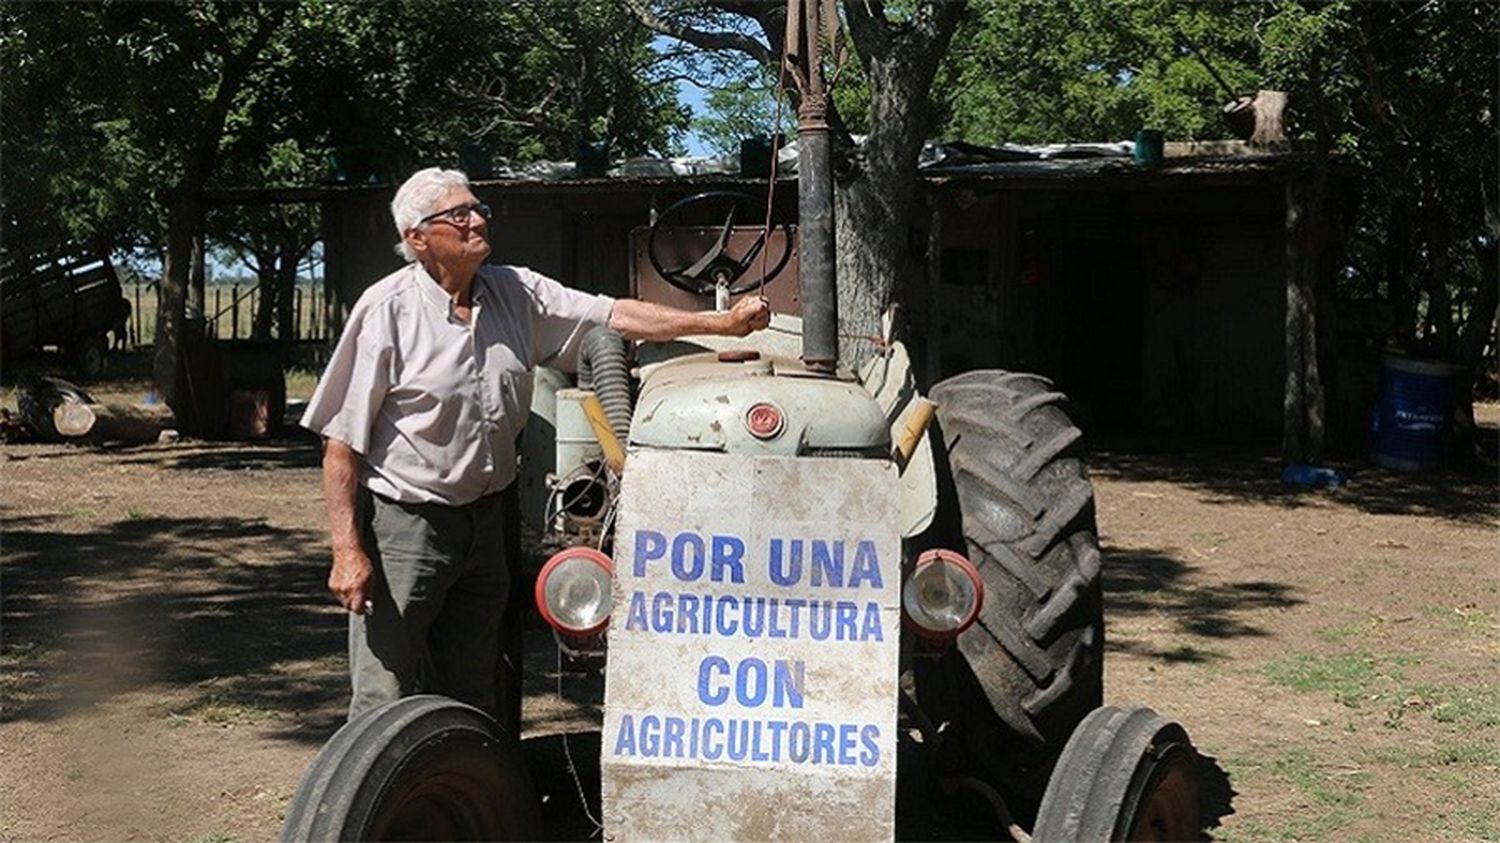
[556, 645, 604, 837]
[756, 44, 793, 299]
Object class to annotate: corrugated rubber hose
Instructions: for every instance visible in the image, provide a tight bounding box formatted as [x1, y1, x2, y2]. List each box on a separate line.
[578, 325, 632, 442]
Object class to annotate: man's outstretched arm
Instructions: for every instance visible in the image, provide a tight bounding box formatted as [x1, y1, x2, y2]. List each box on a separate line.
[608, 295, 771, 342]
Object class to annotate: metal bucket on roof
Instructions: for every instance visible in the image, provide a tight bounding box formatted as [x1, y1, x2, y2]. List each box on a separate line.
[1369, 355, 1455, 472]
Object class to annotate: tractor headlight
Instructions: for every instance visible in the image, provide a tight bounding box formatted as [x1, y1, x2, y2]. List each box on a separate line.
[903, 549, 983, 640]
[535, 547, 613, 637]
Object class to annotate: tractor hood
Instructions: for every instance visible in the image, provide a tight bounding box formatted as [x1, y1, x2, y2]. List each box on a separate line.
[630, 352, 890, 456]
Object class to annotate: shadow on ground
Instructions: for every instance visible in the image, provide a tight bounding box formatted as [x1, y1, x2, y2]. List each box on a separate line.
[1090, 443, 1497, 525]
[0, 508, 345, 741]
[1101, 544, 1304, 663]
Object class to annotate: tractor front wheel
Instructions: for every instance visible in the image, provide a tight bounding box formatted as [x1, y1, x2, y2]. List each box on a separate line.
[281, 695, 540, 842]
[1031, 706, 1201, 841]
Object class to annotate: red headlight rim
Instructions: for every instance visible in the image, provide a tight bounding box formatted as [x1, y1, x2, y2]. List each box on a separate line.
[903, 548, 984, 640]
[745, 402, 785, 439]
[534, 547, 614, 637]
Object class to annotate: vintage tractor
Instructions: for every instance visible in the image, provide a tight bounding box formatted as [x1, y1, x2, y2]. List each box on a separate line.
[281, 5, 1201, 840]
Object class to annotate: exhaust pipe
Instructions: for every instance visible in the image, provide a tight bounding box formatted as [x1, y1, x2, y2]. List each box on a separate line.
[791, 0, 837, 372]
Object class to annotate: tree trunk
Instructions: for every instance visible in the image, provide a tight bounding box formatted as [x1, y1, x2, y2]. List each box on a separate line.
[276, 241, 300, 340]
[253, 261, 277, 340]
[834, 3, 964, 369]
[155, 189, 198, 429]
[1451, 240, 1499, 462]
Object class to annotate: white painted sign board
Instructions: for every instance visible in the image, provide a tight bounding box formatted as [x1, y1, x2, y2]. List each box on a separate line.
[602, 449, 902, 842]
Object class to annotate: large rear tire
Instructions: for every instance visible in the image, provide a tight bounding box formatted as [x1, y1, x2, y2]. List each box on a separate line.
[281, 695, 541, 842]
[1032, 706, 1201, 842]
[918, 370, 1104, 815]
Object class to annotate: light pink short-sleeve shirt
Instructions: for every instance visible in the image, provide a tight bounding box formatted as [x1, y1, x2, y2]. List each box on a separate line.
[301, 262, 615, 505]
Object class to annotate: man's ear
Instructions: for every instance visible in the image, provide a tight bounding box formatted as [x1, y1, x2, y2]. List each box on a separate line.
[403, 228, 427, 257]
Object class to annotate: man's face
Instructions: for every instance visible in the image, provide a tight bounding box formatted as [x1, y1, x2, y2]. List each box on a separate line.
[407, 187, 491, 268]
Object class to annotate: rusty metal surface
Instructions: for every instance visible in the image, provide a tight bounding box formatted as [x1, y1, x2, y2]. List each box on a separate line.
[602, 450, 901, 842]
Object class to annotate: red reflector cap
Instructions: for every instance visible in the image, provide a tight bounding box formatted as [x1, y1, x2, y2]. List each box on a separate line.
[745, 402, 785, 439]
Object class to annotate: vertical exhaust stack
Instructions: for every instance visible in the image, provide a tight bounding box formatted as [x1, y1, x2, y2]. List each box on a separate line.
[791, 0, 837, 372]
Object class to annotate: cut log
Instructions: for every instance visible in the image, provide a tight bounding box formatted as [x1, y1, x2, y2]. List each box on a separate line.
[51, 402, 175, 443]
[1224, 90, 1289, 145]
[16, 376, 94, 440]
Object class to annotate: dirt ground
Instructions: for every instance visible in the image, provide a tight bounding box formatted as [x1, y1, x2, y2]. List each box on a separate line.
[1, 405, 1495, 842]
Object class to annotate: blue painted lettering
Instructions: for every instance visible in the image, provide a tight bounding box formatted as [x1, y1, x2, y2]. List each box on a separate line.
[768, 538, 802, 586]
[614, 714, 636, 756]
[772, 659, 805, 709]
[697, 655, 730, 706]
[859, 724, 880, 766]
[811, 540, 843, 587]
[702, 718, 724, 760]
[651, 591, 673, 632]
[848, 540, 883, 588]
[632, 530, 666, 576]
[671, 532, 706, 581]
[663, 716, 686, 758]
[861, 602, 885, 642]
[711, 535, 746, 583]
[812, 722, 836, 763]
[625, 590, 647, 630]
[639, 715, 661, 755]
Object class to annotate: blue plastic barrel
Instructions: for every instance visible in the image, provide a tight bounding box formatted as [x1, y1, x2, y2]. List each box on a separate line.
[1369, 356, 1455, 471]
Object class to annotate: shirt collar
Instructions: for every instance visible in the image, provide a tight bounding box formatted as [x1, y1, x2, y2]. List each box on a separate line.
[411, 262, 486, 317]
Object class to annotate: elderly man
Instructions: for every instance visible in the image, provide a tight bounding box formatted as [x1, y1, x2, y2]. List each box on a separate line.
[303, 167, 769, 721]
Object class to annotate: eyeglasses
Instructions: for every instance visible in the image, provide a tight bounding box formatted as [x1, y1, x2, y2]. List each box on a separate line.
[417, 201, 492, 227]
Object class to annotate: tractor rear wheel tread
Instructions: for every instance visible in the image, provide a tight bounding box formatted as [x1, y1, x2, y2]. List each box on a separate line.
[918, 369, 1104, 816]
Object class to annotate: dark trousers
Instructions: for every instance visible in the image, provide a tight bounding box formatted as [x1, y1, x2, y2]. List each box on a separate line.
[349, 489, 515, 723]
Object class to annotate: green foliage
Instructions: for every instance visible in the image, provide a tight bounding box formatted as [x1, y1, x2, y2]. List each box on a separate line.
[931, 0, 1498, 371]
[0, 1, 688, 264]
[935, 0, 1262, 143]
[690, 72, 791, 156]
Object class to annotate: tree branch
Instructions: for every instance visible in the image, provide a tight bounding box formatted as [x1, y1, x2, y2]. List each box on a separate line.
[622, 0, 774, 65]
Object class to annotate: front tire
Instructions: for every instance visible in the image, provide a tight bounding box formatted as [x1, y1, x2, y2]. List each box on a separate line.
[1032, 706, 1201, 842]
[917, 370, 1104, 815]
[281, 695, 540, 842]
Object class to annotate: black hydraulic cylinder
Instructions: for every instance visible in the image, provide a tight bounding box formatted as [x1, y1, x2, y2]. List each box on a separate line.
[798, 126, 837, 370]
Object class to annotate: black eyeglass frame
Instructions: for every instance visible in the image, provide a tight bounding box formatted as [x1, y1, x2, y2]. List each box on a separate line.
[417, 201, 493, 227]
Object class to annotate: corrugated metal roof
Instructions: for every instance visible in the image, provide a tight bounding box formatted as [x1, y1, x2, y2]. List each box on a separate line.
[202, 140, 1335, 206]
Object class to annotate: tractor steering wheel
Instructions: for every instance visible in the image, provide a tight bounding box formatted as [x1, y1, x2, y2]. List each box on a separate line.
[647, 191, 793, 297]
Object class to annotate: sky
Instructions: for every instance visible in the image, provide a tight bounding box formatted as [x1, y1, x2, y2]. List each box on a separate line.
[678, 79, 716, 157]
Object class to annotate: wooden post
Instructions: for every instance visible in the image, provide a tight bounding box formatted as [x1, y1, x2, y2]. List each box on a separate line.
[1284, 176, 1326, 464]
[231, 285, 240, 339]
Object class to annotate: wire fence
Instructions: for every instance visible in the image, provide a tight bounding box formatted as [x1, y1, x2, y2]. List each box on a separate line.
[127, 281, 336, 347]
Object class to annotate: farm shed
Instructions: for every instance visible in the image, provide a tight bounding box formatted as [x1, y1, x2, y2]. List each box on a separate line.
[204, 143, 1355, 450]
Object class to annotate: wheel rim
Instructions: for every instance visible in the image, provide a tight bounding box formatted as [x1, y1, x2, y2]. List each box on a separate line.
[365, 738, 514, 841]
[1125, 744, 1199, 842]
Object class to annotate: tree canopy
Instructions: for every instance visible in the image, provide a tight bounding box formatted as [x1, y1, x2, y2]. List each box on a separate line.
[1, 1, 688, 260]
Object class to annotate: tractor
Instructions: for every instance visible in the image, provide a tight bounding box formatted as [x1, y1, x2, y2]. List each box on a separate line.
[280, 3, 1202, 839]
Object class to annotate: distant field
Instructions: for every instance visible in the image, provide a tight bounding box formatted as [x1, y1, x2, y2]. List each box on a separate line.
[125, 282, 335, 347]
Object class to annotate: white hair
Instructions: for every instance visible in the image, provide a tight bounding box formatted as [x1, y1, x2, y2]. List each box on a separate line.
[390, 167, 471, 261]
